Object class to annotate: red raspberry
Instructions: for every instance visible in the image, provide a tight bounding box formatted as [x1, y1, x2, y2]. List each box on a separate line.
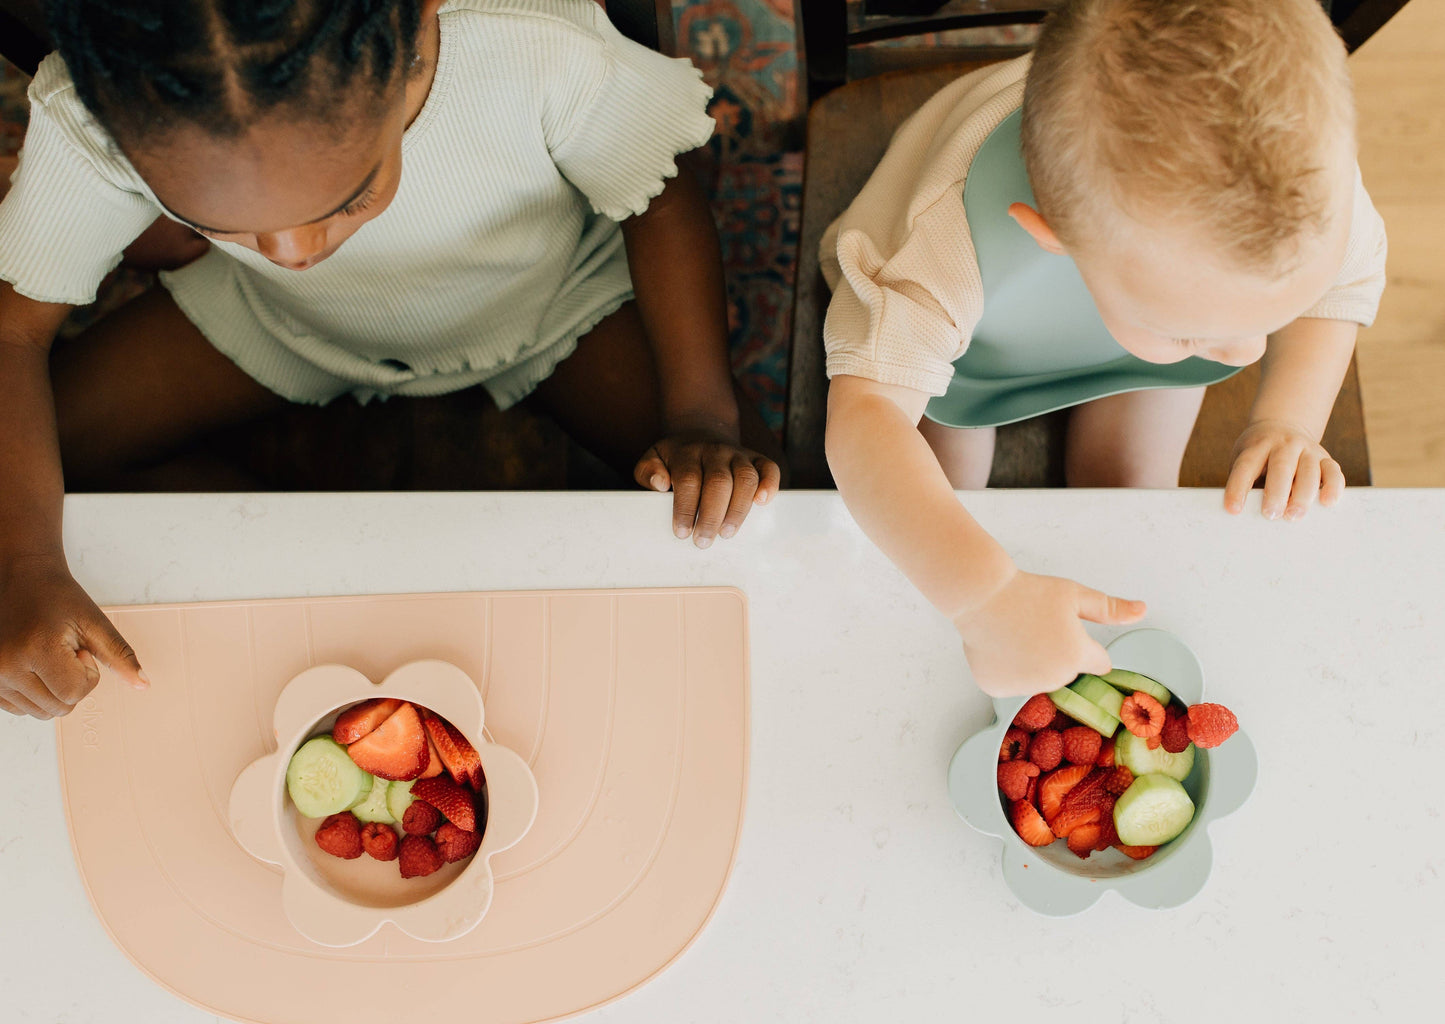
[1028, 728, 1064, 771]
[1120, 693, 1165, 739]
[999, 727, 1030, 762]
[1104, 765, 1134, 795]
[1161, 704, 1191, 753]
[1061, 726, 1102, 765]
[402, 800, 443, 836]
[997, 759, 1041, 801]
[1186, 703, 1239, 749]
[1012, 694, 1056, 732]
[435, 822, 482, 863]
[1049, 709, 1073, 731]
[360, 822, 399, 861]
[314, 812, 363, 860]
[398, 834, 444, 878]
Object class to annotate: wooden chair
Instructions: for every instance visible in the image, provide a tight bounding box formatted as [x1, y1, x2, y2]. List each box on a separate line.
[787, 0, 1405, 487]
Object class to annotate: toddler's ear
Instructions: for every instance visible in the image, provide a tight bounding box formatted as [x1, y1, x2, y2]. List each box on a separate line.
[1008, 203, 1068, 256]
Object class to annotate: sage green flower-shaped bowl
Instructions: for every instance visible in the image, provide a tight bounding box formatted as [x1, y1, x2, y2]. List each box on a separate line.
[948, 628, 1257, 916]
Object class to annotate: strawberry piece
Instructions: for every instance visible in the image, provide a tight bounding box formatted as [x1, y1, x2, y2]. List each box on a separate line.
[1146, 734, 1162, 750]
[402, 799, 443, 836]
[411, 775, 478, 832]
[314, 812, 363, 859]
[1161, 704, 1192, 753]
[421, 710, 485, 789]
[1012, 694, 1056, 732]
[1010, 799, 1055, 847]
[1066, 823, 1103, 858]
[398, 834, 444, 878]
[332, 698, 404, 745]
[360, 822, 399, 861]
[420, 733, 446, 779]
[1051, 767, 1114, 836]
[1093, 815, 1119, 851]
[1115, 843, 1158, 860]
[1039, 764, 1092, 822]
[1120, 692, 1165, 739]
[1095, 736, 1115, 767]
[435, 821, 482, 863]
[998, 727, 1030, 763]
[1105, 765, 1135, 795]
[1050, 804, 1101, 839]
[1186, 703, 1239, 749]
[346, 702, 429, 781]
[1061, 726, 1102, 765]
[1024, 776, 1039, 809]
[997, 759, 1041, 801]
[1027, 728, 1064, 772]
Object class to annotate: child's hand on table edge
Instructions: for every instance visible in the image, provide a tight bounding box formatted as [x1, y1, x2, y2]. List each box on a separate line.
[0, 553, 149, 719]
[634, 430, 781, 549]
[1224, 419, 1344, 521]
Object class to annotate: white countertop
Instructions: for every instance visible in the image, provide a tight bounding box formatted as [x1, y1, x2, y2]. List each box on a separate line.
[3, 489, 1443, 1022]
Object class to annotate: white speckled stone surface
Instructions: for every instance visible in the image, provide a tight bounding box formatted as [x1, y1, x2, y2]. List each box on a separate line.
[2, 490, 1443, 1022]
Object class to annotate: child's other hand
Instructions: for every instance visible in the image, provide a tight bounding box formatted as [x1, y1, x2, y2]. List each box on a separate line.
[955, 569, 1146, 698]
[1224, 419, 1344, 521]
[635, 433, 781, 548]
[0, 554, 149, 719]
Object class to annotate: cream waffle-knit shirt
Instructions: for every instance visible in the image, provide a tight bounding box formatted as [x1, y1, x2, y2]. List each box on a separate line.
[819, 56, 1388, 397]
[0, 0, 715, 407]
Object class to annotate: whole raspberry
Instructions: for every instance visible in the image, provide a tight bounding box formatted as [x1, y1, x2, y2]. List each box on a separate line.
[1160, 705, 1191, 753]
[997, 759, 1041, 801]
[1012, 694, 1056, 732]
[1061, 726, 1102, 765]
[435, 822, 483, 863]
[1049, 709, 1072, 731]
[402, 800, 443, 836]
[314, 812, 363, 860]
[999, 727, 1030, 763]
[1186, 703, 1239, 749]
[398, 835, 444, 878]
[1028, 728, 1064, 771]
[1120, 692, 1165, 739]
[360, 822, 399, 861]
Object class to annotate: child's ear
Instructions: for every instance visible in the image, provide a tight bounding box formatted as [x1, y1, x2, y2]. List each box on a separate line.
[1008, 203, 1068, 256]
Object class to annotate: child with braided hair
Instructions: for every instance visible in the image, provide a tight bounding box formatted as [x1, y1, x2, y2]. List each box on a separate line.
[0, 0, 783, 720]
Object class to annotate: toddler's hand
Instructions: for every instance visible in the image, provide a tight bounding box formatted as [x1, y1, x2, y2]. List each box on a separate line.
[1224, 420, 1344, 520]
[635, 432, 781, 548]
[955, 569, 1146, 698]
[0, 554, 149, 719]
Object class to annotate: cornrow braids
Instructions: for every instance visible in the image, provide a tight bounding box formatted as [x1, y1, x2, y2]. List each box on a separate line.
[46, 0, 423, 144]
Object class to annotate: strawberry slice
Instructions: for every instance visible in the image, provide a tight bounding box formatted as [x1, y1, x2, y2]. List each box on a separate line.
[1038, 764, 1091, 822]
[1066, 822, 1104, 858]
[345, 702, 429, 781]
[1010, 799, 1055, 847]
[1049, 804, 1101, 839]
[421, 710, 484, 790]
[420, 733, 446, 779]
[1115, 843, 1158, 860]
[410, 775, 478, 832]
[332, 698, 404, 745]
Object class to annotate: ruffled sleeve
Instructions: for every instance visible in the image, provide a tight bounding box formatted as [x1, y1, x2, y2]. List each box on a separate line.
[1301, 166, 1388, 327]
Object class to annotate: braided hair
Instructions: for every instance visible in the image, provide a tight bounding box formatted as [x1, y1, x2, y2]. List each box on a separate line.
[47, 0, 423, 143]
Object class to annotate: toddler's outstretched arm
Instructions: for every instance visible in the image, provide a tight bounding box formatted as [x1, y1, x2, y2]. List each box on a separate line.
[825, 374, 1145, 697]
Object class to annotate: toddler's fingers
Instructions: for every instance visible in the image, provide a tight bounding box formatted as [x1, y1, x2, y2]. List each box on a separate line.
[1261, 445, 1300, 520]
[753, 456, 782, 505]
[1223, 445, 1267, 514]
[719, 455, 762, 540]
[1319, 457, 1346, 507]
[691, 450, 737, 549]
[633, 447, 671, 492]
[1075, 587, 1147, 626]
[77, 607, 148, 692]
[0, 695, 25, 717]
[4, 681, 55, 720]
[670, 459, 703, 540]
[1077, 639, 1113, 679]
[1286, 453, 1321, 520]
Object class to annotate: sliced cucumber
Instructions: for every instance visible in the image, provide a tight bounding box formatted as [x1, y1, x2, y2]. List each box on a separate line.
[386, 779, 416, 821]
[350, 776, 393, 824]
[347, 773, 374, 809]
[1070, 675, 1125, 719]
[1048, 687, 1121, 737]
[1100, 669, 1172, 706]
[1114, 730, 1195, 782]
[286, 737, 369, 818]
[1113, 774, 1194, 846]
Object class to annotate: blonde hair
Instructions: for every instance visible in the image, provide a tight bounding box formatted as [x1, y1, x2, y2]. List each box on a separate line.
[1021, 0, 1355, 271]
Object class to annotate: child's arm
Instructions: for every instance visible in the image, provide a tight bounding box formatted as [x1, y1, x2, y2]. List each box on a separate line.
[1223, 317, 1358, 520]
[0, 283, 147, 718]
[826, 374, 1146, 697]
[619, 163, 782, 547]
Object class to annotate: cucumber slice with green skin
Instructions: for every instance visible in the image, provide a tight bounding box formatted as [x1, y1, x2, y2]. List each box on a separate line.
[286, 737, 369, 818]
[1048, 688, 1121, 737]
[1099, 669, 1172, 707]
[1114, 730, 1195, 782]
[347, 773, 374, 810]
[1070, 675, 1125, 719]
[1113, 774, 1195, 846]
[386, 779, 415, 821]
[350, 776, 393, 824]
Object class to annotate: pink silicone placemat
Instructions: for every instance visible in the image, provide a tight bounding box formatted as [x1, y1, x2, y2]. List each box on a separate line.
[56, 588, 749, 1024]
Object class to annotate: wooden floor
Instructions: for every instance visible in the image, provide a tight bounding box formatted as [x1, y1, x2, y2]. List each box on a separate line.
[1352, 1, 1445, 486]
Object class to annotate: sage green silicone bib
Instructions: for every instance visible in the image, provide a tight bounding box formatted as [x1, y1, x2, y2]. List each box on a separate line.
[923, 109, 1240, 429]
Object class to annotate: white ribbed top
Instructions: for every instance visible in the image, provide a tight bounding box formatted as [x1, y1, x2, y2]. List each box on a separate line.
[819, 55, 1389, 397]
[0, 0, 715, 401]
